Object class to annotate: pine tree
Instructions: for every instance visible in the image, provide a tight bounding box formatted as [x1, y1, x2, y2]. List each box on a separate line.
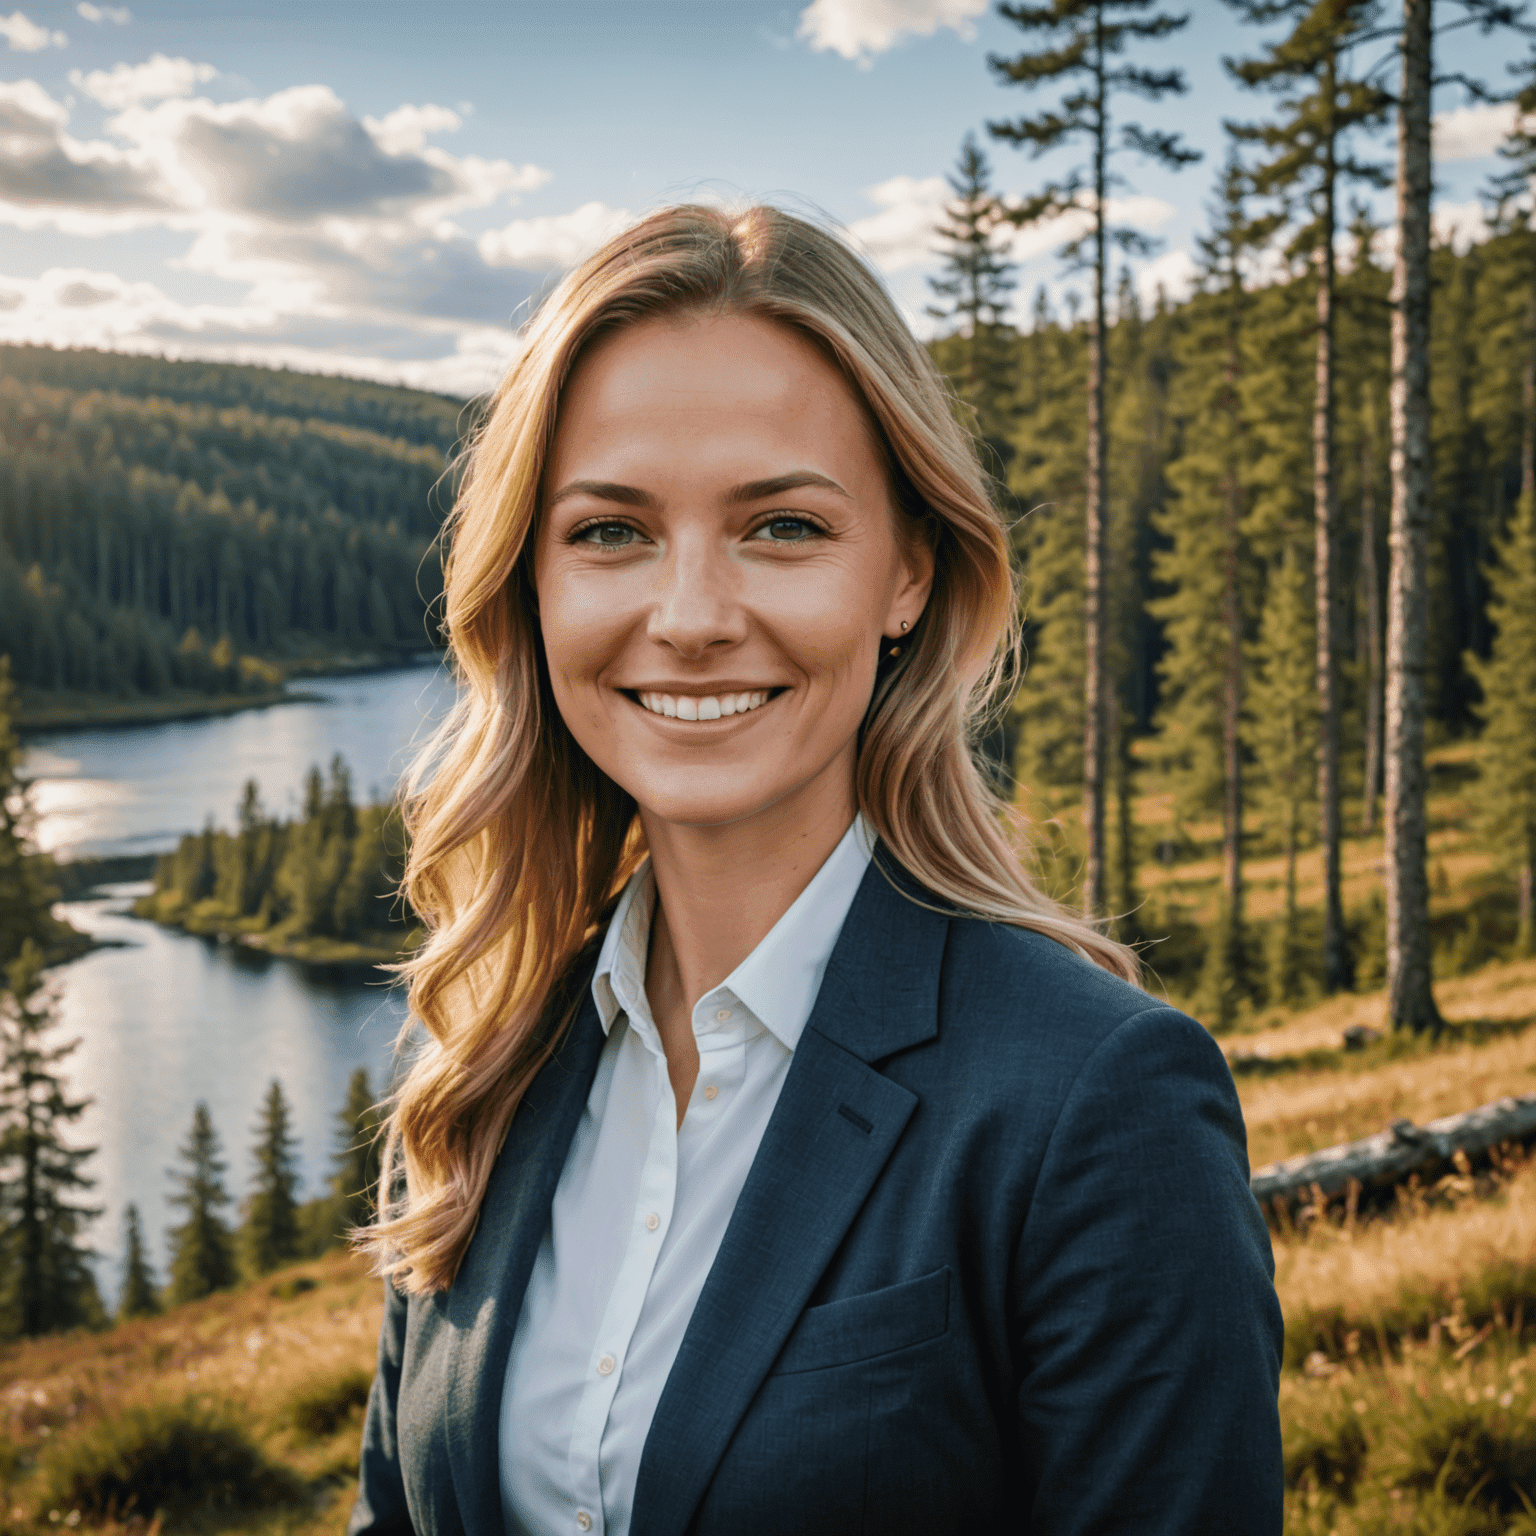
[118, 1202, 159, 1319]
[332, 1067, 384, 1234]
[1247, 546, 1320, 1003]
[1153, 151, 1273, 1025]
[245, 1079, 300, 1274]
[927, 133, 1020, 471]
[1468, 492, 1536, 952]
[988, 0, 1201, 915]
[166, 1101, 237, 1303]
[0, 656, 61, 970]
[1226, 0, 1391, 995]
[0, 940, 102, 1337]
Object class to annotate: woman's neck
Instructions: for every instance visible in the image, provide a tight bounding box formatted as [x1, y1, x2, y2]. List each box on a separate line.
[639, 759, 857, 1123]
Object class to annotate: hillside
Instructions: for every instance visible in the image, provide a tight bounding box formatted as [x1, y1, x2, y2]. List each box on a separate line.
[0, 348, 471, 724]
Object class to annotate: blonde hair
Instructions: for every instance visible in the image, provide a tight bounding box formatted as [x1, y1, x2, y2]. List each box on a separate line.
[365, 203, 1137, 1293]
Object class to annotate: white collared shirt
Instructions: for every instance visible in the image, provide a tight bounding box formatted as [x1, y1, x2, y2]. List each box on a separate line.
[498, 815, 875, 1536]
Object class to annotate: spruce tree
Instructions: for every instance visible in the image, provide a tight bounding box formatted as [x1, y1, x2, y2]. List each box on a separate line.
[1226, 0, 1391, 995]
[1247, 546, 1320, 1003]
[1468, 492, 1536, 953]
[927, 132, 1020, 471]
[1153, 151, 1273, 1025]
[0, 940, 102, 1337]
[332, 1067, 384, 1234]
[0, 656, 61, 970]
[988, 0, 1201, 915]
[246, 1079, 300, 1274]
[166, 1101, 237, 1303]
[118, 1202, 160, 1320]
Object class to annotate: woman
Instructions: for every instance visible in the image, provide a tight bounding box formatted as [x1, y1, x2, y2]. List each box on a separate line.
[350, 204, 1283, 1536]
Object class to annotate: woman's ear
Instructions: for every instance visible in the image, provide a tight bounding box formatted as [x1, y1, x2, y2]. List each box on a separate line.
[885, 525, 935, 638]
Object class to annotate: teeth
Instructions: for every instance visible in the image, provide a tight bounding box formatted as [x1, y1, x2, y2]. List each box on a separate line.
[637, 690, 772, 720]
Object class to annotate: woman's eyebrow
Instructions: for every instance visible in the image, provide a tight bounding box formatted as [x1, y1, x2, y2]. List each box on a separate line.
[728, 472, 852, 503]
[546, 480, 658, 510]
[547, 472, 853, 510]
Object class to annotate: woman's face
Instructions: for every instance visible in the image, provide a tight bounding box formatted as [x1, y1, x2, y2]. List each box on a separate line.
[534, 311, 932, 836]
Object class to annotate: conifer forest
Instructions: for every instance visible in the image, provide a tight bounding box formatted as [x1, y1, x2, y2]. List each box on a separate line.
[3, 0, 1536, 1530]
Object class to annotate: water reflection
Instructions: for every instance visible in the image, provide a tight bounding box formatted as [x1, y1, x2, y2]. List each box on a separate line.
[25, 661, 456, 861]
[56, 887, 410, 1286]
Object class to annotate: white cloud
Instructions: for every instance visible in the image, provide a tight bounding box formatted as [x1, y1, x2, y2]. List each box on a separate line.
[1, 10, 66, 49]
[77, 2, 131, 21]
[797, 0, 985, 65]
[1134, 248, 1198, 310]
[1434, 101, 1519, 162]
[70, 55, 218, 110]
[846, 174, 948, 269]
[478, 201, 635, 270]
[847, 174, 1177, 277]
[1434, 198, 1491, 252]
[363, 103, 461, 156]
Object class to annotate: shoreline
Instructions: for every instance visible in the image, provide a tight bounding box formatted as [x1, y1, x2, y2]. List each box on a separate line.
[16, 651, 443, 736]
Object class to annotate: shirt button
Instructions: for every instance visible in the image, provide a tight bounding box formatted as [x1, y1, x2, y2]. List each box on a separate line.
[597, 1353, 616, 1376]
[576, 1514, 592, 1532]
[645, 1212, 660, 1231]
[703, 1085, 718, 1100]
[715, 1008, 731, 1022]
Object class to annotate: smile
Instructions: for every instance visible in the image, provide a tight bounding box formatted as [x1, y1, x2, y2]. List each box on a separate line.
[633, 689, 777, 721]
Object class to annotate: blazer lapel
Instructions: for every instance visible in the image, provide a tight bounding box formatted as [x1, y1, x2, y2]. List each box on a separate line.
[630, 852, 949, 1536]
[441, 986, 606, 1536]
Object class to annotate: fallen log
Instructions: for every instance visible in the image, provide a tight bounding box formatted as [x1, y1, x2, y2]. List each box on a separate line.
[1249, 1092, 1536, 1210]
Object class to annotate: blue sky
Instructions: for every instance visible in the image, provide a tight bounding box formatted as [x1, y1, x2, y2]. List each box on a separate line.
[0, 0, 1520, 396]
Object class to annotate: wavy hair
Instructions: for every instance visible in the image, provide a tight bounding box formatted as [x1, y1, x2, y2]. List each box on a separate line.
[362, 203, 1138, 1293]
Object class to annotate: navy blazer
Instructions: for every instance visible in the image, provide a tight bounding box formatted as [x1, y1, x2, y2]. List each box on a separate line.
[350, 853, 1284, 1535]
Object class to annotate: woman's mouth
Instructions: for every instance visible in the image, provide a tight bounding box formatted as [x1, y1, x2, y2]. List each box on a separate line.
[632, 689, 779, 721]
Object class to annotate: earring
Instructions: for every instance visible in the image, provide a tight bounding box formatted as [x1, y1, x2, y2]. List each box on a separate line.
[900, 620, 909, 632]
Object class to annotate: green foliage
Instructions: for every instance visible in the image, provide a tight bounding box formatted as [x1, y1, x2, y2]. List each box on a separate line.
[1467, 493, 1536, 953]
[0, 347, 460, 704]
[245, 1080, 300, 1276]
[332, 1066, 384, 1236]
[0, 657, 70, 970]
[0, 940, 102, 1339]
[117, 1203, 160, 1321]
[284, 1367, 373, 1441]
[32, 1396, 306, 1526]
[1398, 1400, 1536, 1517]
[166, 1102, 237, 1305]
[1248, 547, 1320, 1002]
[1284, 1411, 1369, 1502]
[927, 133, 1018, 469]
[141, 755, 409, 953]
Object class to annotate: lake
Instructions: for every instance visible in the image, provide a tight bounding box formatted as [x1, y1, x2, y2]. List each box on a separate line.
[22, 665, 457, 1298]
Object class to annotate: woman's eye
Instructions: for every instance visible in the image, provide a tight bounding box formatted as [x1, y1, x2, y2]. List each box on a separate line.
[577, 522, 639, 547]
[753, 517, 819, 543]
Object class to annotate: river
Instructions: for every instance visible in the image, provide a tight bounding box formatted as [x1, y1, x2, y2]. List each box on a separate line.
[21, 664, 457, 1297]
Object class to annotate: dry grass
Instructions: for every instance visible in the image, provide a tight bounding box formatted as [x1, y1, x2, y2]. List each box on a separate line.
[0, 1249, 381, 1535]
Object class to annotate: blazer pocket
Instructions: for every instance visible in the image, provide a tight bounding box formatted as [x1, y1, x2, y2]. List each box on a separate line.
[772, 1266, 950, 1375]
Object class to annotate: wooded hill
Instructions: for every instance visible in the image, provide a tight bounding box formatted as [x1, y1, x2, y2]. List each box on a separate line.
[0, 347, 466, 704]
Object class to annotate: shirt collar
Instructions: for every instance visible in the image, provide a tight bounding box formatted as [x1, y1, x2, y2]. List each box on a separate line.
[590, 813, 875, 1053]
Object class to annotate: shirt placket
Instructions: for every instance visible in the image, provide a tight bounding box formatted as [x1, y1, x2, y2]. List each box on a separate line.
[563, 1021, 678, 1536]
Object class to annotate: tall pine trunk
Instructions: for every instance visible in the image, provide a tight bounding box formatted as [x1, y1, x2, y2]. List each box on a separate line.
[1360, 407, 1383, 834]
[1315, 51, 1350, 992]
[1223, 300, 1244, 919]
[1082, 25, 1109, 916]
[1385, 0, 1443, 1033]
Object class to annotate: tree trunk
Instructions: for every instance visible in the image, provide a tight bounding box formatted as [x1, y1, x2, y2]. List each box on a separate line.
[1385, 0, 1443, 1034]
[1316, 57, 1350, 993]
[1360, 401, 1383, 835]
[1082, 23, 1109, 917]
[1223, 416, 1243, 914]
[1520, 854, 1533, 956]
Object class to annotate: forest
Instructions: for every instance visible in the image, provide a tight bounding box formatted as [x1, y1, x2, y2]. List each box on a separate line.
[0, 346, 463, 709]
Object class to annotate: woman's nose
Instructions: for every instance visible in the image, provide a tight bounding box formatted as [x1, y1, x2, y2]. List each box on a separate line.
[645, 532, 747, 658]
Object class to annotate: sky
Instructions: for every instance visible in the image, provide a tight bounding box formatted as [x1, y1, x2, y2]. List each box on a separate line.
[0, 0, 1523, 398]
